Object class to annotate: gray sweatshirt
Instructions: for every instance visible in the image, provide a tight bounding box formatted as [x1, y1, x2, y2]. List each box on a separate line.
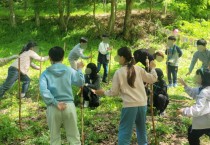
[68, 43, 89, 62]
[189, 49, 210, 73]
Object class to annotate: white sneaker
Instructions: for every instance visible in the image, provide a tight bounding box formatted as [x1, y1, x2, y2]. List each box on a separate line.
[84, 101, 89, 108]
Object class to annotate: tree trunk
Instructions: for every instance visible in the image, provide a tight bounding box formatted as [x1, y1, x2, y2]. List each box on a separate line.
[65, 0, 71, 32]
[9, 0, 16, 27]
[24, 0, 28, 12]
[93, 0, 102, 36]
[108, 0, 116, 35]
[123, 0, 133, 39]
[35, 11, 40, 27]
[58, 0, 66, 31]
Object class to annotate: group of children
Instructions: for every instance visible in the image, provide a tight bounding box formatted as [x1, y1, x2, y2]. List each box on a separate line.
[0, 36, 209, 145]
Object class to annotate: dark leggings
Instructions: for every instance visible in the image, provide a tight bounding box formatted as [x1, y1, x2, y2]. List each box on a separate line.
[188, 125, 210, 145]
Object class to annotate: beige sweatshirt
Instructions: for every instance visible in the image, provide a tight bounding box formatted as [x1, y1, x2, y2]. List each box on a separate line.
[11, 50, 48, 75]
[105, 65, 157, 108]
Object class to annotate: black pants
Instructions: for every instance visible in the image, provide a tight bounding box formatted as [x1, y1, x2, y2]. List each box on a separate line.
[167, 65, 178, 85]
[188, 125, 210, 145]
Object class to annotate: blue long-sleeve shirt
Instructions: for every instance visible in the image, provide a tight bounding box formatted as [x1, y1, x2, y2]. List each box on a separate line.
[40, 63, 85, 106]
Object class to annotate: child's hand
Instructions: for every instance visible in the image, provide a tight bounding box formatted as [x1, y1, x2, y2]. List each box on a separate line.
[57, 102, 67, 110]
[149, 61, 156, 69]
[177, 108, 184, 115]
[92, 89, 105, 96]
[77, 61, 84, 69]
[186, 72, 191, 76]
[178, 78, 186, 86]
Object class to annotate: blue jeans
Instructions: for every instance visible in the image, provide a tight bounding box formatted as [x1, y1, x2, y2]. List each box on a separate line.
[118, 106, 147, 145]
[0, 66, 30, 98]
[97, 62, 108, 81]
[167, 65, 178, 85]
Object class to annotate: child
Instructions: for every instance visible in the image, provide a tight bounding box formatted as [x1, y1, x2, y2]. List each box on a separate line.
[0, 41, 48, 99]
[153, 68, 169, 115]
[93, 47, 157, 145]
[0, 55, 19, 67]
[186, 39, 210, 75]
[83, 62, 100, 107]
[165, 36, 182, 87]
[97, 34, 112, 83]
[68, 37, 91, 70]
[40, 46, 85, 145]
[177, 68, 210, 145]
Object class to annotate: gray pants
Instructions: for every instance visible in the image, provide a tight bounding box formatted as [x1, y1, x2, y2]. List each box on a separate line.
[46, 103, 81, 145]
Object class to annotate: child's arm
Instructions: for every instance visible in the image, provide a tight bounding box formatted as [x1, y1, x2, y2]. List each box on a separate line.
[176, 46, 182, 57]
[178, 78, 199, 99]
[187, 52, 199, 75]
[181, 90, 210, 117]
[141, 61, 158, 84]
[0, 55, 18, 67]
[71, 62, 85, 87]
[39, 73, 59, 106]
[30, 63, 40, 70]
[85, 75, 100, 90]
[30, 51, 49, 62]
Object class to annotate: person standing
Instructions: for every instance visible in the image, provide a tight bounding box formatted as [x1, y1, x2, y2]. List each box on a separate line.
[68, 37, 91, 70]
[94, 47, 157, 145]
[40, 46, 85, 145]
[186, 39, 210, 75]
[165, 36, 182, 87]
[97, 34, 112, 83]
[0, 41, 48, 99]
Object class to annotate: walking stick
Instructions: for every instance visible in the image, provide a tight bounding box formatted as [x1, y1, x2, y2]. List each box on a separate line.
[18, 57, 22, 130]
[80, 87, 85, 145]
[146, 56, 157, 145]
[107, 48, 112, 84]
[37, 52, 42, 103]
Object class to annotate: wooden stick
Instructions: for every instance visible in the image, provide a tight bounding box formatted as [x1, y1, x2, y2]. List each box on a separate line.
[63, 42, 66, 52]
[37, 53, 42, 103]
[107, 49, 112, 84]
[18, 57, 22, 130]
[80, 87, 85, 145]
[150, 84, 157, 145]
[146, 56, 157, 145]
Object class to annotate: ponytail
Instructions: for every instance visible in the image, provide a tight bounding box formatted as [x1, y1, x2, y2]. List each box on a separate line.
[19, 41, 37, 55]
[127, 57, 136, 88]
[118, 47, 136, 88]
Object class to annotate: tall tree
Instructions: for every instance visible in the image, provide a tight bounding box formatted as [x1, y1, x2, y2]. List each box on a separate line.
[9, 0, 16, 27]
[58, 0, 71, 32]
[33, 0, 41, 27]
[108, 0, 117, 35]
[123, 0, 133, 39]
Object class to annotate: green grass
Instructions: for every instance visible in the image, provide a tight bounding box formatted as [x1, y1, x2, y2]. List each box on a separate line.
[0, 2, 210, 145]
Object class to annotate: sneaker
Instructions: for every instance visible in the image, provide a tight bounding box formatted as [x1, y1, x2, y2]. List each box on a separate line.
[173, 83, 177, 87]
[84, 101, 89, 108]
[167, 84, 172, 88]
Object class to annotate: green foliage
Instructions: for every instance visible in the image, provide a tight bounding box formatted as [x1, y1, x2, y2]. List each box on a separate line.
[0, 115, 19, 143]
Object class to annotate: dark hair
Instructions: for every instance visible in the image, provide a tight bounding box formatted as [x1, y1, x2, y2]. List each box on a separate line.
[118, 47, 136, 88]
[19, 41, 37, 54]
[87, 63, 98, 80]
[153, 51, 164, 59]
[80, 37, 88, 43]
[49, 46, 64, 62]
[168, 36, 176, 41]
[197, 39, 207, 46]
[155, 68, 164, 81]
[196, 68, 210, 88]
